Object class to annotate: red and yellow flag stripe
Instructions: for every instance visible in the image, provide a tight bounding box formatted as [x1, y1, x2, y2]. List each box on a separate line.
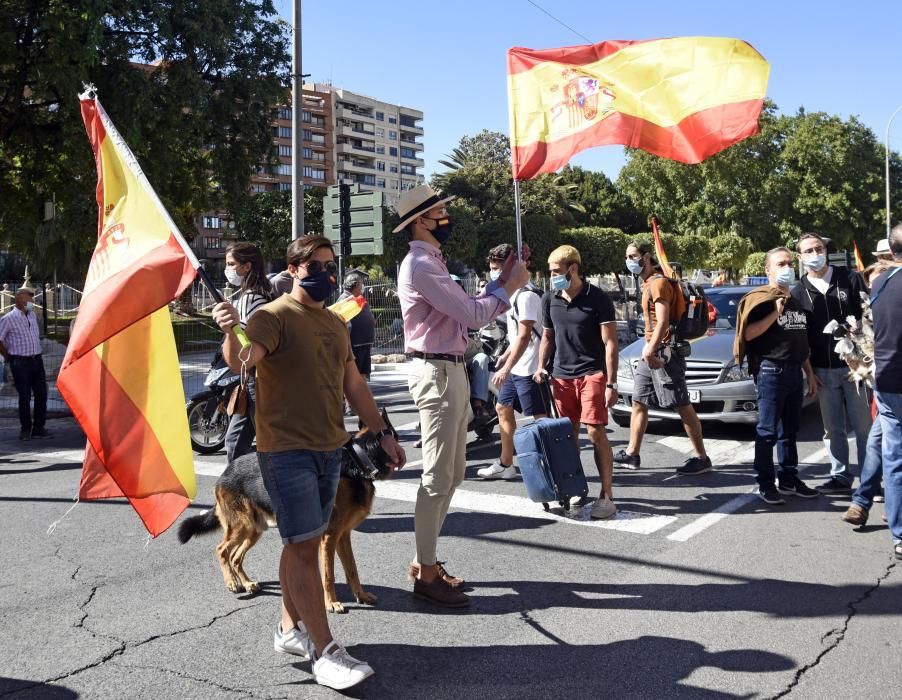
[508, 37, 770, 179]
[57, 90, 198, 537]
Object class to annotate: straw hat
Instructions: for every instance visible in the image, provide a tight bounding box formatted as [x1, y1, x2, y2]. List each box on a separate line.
[392, 185, 454, 233]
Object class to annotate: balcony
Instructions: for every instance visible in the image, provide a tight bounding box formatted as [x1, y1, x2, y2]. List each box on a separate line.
[399, 122, 424, 136]
[401, 155, 425, 167]
[339, 159, 376, 172]
[336, 106, 374, 121]
[337, 124, 375, 140]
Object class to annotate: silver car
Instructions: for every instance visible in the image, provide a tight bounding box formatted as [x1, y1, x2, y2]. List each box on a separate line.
[612, 286, 760, 425]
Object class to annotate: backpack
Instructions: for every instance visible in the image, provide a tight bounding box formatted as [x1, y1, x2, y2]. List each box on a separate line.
[647, 275, 709, 341]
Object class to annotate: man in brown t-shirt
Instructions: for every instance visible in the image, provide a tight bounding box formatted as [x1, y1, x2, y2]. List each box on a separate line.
[214, 235, 404, 691]
[615, 242, 711, 476]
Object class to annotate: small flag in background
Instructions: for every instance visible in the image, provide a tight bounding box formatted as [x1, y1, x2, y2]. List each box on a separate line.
[507, 37, 770, 180]
[651, 216, 676, 280]
[57, 88, 199, 537]
[853, 241, 865, 272]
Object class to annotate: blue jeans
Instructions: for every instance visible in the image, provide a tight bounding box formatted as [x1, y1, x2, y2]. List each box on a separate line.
[754, 361, 803, 488]
[468, 352, 491, 402]
[852, 418, 883, 511]
[814, 366, 872, 485]
[875, 391, 902, 545]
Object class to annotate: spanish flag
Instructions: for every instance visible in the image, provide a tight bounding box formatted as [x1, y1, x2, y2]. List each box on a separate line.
[508, 37, 770, 180]
[651, 216, 676, 280]
[57, 89, 199, 537]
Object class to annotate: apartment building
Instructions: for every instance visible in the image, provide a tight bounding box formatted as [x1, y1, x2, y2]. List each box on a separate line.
[192, 84, 424, 264]
[310, 83, 425, 207]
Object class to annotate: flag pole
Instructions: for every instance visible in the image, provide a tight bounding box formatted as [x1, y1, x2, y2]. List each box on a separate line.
[195, 267, 251, 348]
[513, 178, 523, 260]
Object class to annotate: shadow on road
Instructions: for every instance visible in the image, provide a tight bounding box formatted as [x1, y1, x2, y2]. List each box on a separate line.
[324, 636, 795, 699]
[0, 677, 78, 699]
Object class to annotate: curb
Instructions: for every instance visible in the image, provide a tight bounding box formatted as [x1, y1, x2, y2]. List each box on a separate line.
[372, 362, 408, 373]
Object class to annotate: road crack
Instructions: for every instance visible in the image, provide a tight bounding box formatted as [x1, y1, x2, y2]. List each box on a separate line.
[110, 660, 266, 699]
[771, 558, 897, 698]
[0, 601, 270, 698]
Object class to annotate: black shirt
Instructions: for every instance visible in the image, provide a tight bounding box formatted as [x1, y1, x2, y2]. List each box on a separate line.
[542, 281, 616, 379]
[791, 266, 865, 369]
[745, 295, 810, 367]
[871, 267, 902, 393]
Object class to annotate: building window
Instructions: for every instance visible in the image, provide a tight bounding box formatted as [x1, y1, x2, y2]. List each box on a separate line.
[377, 161, 385, 171]
[250, 184, 266, 194]
[302, 147, 313, 159]
[400, 115, 418, 127]
[401, 147, 417, 159]
[376, 128, 384, 137]
[277, 107, 291, 120]
[303, 166, 326, 180]
[279, 182, 292, 191]
[375, 111, 384, 121]
[389, 146, 398, 157]
[389, 130, 397, 140]
[400, 164, 416, 175]
[301, 110, 311, 123]
[278, 144, 292, 157]
[389, 164, 398, 173]
[275, 164, 291, 176]
[376, 145, 385, 154]
[276, 126, 291, 138]
[376, 178, 386, 188]
[202, 216, 220, 229]
[203, 236, 222, 249]
[388, 116, 397, 124]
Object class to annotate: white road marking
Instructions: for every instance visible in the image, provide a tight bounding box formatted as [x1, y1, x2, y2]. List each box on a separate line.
[374, 480, 677, 534]
[665, 443, 837, 542]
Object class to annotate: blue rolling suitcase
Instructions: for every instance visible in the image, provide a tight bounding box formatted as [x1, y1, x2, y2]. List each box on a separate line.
[513, 380, 588, 509]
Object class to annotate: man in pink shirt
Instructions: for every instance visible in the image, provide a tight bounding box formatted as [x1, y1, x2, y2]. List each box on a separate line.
[396, 185, 529, 608]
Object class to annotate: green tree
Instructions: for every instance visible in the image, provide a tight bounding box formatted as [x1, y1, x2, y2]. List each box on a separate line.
[555, 165, 643, 232]
[0, 0, 290, 273]
[706, 233, 753, 280]
[234, 187, 325, 267]
[432, 129, 584, 224]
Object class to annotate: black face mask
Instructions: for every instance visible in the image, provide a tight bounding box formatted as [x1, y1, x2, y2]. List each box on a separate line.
[428, 216, 454, 244]
[298, 269, 337, 302]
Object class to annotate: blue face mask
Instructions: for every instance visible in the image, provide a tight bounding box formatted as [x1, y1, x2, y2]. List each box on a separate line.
[625, 259, 642, 275]
[298, 269, 337, 302]
[802, 254, 827, 272]
[775, 267, 795, 286]
[489, 269, 501, 282]
[551, 272, 571, 291]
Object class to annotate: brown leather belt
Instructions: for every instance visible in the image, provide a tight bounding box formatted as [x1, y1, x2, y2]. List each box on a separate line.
[406, 351, 465, 364]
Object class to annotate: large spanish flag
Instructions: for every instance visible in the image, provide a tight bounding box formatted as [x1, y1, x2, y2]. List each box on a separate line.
[508, 37, 770, 180]
[57, 88, 199, 537]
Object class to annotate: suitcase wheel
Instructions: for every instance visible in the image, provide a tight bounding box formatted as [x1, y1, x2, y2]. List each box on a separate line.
[542, 502, 550, 512]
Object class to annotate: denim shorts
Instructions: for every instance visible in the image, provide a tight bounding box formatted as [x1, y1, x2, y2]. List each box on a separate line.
[257, 448, 343, 544]
[498, 374, 548, 416]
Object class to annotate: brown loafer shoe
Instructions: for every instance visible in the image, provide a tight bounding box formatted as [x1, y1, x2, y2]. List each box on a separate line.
[841, 504, 869, 526]
[413, 577, 470, 608]
[407, 561, 465, 588]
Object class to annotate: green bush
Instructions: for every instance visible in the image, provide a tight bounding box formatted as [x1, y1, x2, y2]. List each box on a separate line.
[560, 227, 631, 274]
[742, 251, 767, 277]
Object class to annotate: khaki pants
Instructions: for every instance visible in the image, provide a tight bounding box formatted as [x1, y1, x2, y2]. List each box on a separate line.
[408, 358, 469, 565]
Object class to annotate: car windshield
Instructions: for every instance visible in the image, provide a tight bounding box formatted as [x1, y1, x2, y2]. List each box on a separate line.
[708, 291, 746, 329]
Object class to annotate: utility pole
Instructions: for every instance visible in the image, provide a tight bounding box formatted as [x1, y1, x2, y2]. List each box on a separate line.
[885, 105, 902, 239]
[291, 0, 303, 240]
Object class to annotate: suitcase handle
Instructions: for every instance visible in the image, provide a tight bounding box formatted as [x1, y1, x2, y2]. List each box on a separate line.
[538, 375, 560, 420]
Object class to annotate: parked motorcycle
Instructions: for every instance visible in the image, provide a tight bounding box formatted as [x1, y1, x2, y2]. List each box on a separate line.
[186, 350, 239, 454]
[468, 319, 508, 441]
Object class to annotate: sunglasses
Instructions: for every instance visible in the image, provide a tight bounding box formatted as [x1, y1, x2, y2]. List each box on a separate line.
[298, 260, 338, 276]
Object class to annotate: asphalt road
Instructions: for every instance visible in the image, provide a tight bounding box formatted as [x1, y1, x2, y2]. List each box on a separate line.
[1, 367, 899, 699]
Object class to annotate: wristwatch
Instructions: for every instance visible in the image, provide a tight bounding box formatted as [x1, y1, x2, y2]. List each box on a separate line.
[606, 382, 618, 390]
[375, 427, 393, 440]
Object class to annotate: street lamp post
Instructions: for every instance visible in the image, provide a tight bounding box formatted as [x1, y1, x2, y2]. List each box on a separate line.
[291, 0, 303, 240]
[885, 105, 902, 239]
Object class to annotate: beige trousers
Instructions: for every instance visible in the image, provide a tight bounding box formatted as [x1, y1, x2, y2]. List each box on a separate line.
[407, 358, 469, 565]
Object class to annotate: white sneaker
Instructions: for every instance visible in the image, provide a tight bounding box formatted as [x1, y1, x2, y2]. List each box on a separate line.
[590, 496, 617, 520]
[274, 621, 313, 659]
[312, 640, 374, 690]
[477, 462, 517, 480]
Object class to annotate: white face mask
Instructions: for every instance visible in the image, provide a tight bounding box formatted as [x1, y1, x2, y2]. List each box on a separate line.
[225, 267, 244, 287]
[802, 253, 827, 272]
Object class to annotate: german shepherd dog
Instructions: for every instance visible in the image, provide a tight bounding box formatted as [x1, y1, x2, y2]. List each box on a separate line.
[178, 409, 397, 613]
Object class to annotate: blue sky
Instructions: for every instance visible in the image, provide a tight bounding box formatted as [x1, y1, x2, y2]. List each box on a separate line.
[275, 0, 902, 182]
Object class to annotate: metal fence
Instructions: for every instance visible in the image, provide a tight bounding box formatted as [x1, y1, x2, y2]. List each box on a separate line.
[0, 273, 641, 427]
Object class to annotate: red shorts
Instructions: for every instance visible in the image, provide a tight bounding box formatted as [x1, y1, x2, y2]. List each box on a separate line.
[551, 372, 609, 426]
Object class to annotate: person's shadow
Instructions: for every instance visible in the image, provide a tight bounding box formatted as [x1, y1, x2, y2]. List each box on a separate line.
[0, 678, 78, 698]
[296, 636, 795, 699]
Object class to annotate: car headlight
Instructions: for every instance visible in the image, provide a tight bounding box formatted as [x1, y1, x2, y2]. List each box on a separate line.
[723, 361, 751, 383]
[617, 360, 634, 382]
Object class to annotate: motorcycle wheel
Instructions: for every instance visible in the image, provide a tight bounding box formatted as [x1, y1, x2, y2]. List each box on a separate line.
[187, 397, 229, 454]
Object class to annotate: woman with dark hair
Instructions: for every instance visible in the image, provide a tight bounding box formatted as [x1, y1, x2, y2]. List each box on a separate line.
[223, 242, 274, 461]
